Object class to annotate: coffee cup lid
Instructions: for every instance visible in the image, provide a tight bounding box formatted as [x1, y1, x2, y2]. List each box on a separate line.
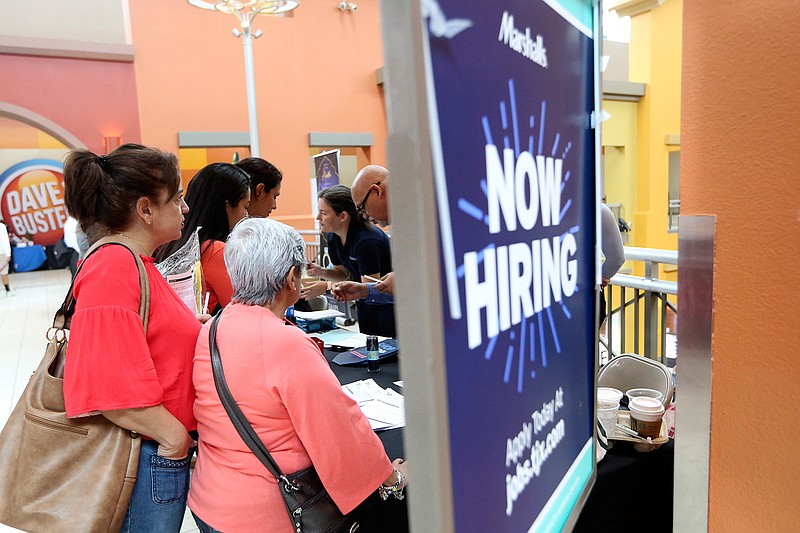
[629, 396, 664, 414]
[597, 387, 623, 404]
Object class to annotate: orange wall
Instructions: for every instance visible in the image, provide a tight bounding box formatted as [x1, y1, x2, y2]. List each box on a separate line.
[128, 0, 387, 230]
[0, 54, 141, 153]
[682, 3, 800, 530]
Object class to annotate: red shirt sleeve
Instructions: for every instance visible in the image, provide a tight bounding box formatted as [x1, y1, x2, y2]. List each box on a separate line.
[201, 240, 233, 311]
[64, 245, 163, 417]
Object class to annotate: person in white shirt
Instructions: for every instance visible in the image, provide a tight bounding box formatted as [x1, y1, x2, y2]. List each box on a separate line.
[0, 221, 13, 295]
[62, 216, 81, 276]
[599, 202, 625, 328]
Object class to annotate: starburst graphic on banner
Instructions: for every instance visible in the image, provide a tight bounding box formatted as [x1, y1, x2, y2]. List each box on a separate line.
[454, 79, 580, 393]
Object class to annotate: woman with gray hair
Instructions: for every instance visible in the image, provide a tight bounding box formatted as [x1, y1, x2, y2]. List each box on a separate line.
[188, 218, 408, 532]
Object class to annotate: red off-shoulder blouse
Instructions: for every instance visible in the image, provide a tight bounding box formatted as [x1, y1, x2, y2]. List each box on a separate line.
[63, 244, 200, 431]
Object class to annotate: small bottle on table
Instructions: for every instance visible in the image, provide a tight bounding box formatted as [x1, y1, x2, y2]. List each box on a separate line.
[366, 335, 380, 373]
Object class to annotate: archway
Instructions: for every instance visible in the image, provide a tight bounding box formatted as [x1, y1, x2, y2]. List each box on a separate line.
[0, 102, 86, 150]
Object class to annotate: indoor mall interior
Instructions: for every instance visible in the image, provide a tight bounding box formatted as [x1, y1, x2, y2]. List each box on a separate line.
[0, 1, 797, 532]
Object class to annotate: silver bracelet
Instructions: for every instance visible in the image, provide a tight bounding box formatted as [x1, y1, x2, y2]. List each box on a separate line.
[378, 468, 406, 501]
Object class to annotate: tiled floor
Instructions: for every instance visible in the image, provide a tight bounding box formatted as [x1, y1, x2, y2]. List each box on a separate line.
[0, 268, 199, 533]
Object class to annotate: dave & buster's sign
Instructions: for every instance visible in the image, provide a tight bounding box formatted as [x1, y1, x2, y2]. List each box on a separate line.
[0, 160, 66, 246]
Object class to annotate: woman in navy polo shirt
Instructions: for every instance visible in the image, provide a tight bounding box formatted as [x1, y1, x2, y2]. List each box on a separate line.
[303, 185, 396, 337]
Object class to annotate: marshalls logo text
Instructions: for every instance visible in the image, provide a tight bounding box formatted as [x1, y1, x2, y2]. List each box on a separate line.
[498, 11, 547, 68]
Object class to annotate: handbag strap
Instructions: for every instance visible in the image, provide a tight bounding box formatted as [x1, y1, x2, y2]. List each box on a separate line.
[208, 312, 299, 490]
[52, 240, 151, 333]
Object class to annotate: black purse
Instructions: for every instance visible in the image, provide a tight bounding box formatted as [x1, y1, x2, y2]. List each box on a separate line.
[208, 313, 360, 533]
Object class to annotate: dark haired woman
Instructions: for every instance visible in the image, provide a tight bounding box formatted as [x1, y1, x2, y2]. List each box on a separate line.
[235, 157, 282, 218]
[63, 144, 201, 532]
[302, 184, 396, 337]
[156, 162, 250, 314]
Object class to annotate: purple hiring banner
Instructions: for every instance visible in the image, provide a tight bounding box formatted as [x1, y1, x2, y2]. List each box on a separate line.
[423, 0, 598, 530]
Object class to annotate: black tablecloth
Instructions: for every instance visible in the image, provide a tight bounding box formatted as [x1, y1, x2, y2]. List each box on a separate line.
[573, 439, 674, 532]
[323, 348, 406, 461]
[323, 346, 673, 532]
[324, 347, 407, 532]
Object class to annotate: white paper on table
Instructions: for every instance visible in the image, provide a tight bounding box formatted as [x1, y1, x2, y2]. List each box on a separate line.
[360, 399, 405, 429]
[393, 381, 404, 387]
[341, 379, 384, 403]
[308, 329, 390, 349]
[295, 309, 344, 320]
[378, 388, 405, 410]
[341, 380, 405, 430]
[361, 378, 388, 399]
[342, 381, 374, 404]
[327, 332, 391, 349]
[329, 333, 370, 348]
[308, 329, 357, 344]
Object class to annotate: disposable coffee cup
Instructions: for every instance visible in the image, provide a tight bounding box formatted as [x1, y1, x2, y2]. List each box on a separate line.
[596, 387, 621, 438]
[597, 406, 618, 437]
[628, 397, 665, 439]
[597, 387, 623, 409]
[625, 387, 663, 404]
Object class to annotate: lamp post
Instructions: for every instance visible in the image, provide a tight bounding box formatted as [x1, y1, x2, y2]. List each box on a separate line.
[188, 1, 300, 158]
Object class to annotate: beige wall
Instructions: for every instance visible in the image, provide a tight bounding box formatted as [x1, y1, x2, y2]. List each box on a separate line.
[682, 2, 800, 530]
[0, 0, 129, 44]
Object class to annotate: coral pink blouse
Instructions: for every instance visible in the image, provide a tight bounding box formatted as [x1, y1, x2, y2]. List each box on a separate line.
[188, 303, 393, 532]
[64, 244, 200, 431]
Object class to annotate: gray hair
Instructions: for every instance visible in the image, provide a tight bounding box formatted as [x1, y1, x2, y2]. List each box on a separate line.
[224, 218, 306, 306]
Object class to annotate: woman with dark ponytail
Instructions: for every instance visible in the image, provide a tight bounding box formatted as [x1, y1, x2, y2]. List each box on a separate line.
[63, 143, 201, 533]
[155, 162, 250, 314]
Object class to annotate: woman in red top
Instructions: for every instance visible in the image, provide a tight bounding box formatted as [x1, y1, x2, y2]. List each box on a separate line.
[63, 144, 202, 533]
[156, 162, 250, 314]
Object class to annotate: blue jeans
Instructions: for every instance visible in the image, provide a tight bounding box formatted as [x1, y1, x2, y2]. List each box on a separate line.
[121, 439, 194, 533]
[192, 512, 223, 533]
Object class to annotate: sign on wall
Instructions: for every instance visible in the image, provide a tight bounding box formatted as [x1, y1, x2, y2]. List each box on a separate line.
[423, 0, 598, 529]
[0, 158, 67, 246]
[313, 149, 341, 192]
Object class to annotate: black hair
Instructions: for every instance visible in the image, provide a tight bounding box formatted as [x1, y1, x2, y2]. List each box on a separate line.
[236, 157, 283, 193]
[155, 162, 250, 261]
[63, 143, 179, 243]
[317, 184, 368, 228]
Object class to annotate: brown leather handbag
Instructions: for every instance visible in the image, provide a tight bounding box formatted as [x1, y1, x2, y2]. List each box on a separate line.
[0, 242, 149, 532]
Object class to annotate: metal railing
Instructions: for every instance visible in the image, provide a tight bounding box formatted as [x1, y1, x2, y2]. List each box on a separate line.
[297, 228, 392, 267]
[297, 229, 322, 264]
[602, 246, 678, 365]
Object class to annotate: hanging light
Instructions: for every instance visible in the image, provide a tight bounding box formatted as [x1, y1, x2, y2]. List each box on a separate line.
[188, 1, 299, 25]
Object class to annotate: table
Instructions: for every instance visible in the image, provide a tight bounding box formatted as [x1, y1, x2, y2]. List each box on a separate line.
[323, 347, 404, 457]
[323, 345, 674, 532]
[12, 245, 47, 272]
[573, 439, 674, 532]
[324, 347, 408, 531]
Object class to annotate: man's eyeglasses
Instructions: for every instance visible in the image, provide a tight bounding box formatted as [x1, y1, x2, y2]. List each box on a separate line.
[356, 182, 380, 218]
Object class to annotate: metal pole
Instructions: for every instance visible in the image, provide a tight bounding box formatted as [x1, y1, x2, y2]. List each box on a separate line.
[241, 31, 260, 157]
